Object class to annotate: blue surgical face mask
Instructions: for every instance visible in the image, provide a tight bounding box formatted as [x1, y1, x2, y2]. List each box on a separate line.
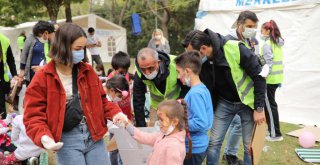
[72, 49, 84, 64]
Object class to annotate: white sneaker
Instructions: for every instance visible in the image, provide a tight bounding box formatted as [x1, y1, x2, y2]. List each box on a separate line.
[28, 157, 39, 165]
[266, 136, 284, 142]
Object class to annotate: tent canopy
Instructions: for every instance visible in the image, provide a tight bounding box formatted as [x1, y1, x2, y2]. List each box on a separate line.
[197, 0, 320, 126]
[0, 14, 127, 64]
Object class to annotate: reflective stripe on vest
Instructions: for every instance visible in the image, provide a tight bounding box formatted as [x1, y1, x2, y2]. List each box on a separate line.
[44, 42, 51, 63]
[260, 39, 284, 84]
[0, 33, 10, 82]
[223, 40, 254, 109]
[149, 84, 180, 103]
[136, 55, 181, 109]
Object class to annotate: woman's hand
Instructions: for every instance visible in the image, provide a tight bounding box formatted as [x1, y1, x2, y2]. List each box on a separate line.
[112, 112, 128, 127]
[31, 66, 42, 72]
[41, 135, 63, 151]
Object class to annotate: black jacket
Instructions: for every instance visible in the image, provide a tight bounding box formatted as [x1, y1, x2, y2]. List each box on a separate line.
[133, 51, 188, 127]
[0, 44, 17, 90]
[199, 59, 216, 108]
[204, 29, 266, 109]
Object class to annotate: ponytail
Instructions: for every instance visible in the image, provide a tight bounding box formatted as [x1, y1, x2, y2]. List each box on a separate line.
[262, 20, 284, 44]
[178, 99, 192, 159]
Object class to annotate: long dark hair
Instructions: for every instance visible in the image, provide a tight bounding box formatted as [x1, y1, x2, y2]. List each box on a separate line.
[262, 20, 284, 44]
[106, 75, 129, 92]
[50, 23, 87, 66]
[157, 99, 192, 159]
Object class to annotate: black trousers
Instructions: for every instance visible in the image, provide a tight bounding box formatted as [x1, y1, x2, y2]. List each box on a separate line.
[0, 81, 10, 118]
[265, 84, 282, 137]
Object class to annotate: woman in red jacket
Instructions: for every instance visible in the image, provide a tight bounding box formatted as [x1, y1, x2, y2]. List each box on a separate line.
[23, 23, 127, 165]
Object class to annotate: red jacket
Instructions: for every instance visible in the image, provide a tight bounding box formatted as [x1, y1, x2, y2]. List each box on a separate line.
[23, 61, 121, 148]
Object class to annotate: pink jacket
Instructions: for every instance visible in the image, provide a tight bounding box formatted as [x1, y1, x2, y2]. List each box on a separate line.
[133, 128, 186, 165]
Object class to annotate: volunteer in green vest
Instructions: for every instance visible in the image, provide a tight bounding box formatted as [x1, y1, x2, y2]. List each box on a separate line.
[133, 48, 188, 127]
[260, 20, 284, 142]
[222, 10, 259, 165]
[19, 20, 55, 85]
[182, 29, 266, 165]
[17, 31, 26, 53]
[0, 32, 19, 118]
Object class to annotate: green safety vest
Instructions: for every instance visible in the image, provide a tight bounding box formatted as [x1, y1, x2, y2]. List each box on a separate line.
[44, 42, 51, 63]
[0, 33, 10, 82]
[224, 40, 254, 109]
[260, 39, 284, 84]
[17, 36, 25, 50]
[136, 55, 181, 109]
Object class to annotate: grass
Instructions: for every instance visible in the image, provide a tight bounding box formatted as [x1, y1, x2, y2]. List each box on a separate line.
[217, 122, 319, 165]
[47, 122, 319, 165]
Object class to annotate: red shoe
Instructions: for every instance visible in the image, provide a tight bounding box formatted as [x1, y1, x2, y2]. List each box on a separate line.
[2, 153, 21, 165]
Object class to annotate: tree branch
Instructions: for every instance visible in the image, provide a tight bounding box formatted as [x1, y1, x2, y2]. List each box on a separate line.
[145, 0, 163, 20]
[118, 0, 129, 26]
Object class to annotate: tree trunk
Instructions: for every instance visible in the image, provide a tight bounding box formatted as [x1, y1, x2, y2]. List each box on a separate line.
[118, 0, 129, 26]
[145, 0, 170, 38]
[65, 0, 72, 22]
[110, 0, 115, 22]
[47, 8, 58, 22]
[41, 0, 63, 23]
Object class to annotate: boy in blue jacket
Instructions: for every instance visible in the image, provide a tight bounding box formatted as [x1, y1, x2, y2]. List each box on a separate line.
[175, 51, 214, 165]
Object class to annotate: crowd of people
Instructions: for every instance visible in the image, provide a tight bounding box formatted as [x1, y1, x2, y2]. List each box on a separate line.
[0, 9, 285, 165]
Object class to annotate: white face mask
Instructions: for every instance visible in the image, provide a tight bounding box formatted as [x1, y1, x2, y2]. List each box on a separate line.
[260, 34, 268, 40]
[96, 71, 103, 75]
[38, 36, 48, 43]
[184, 76, 191, 87]
[155, 35, 161, 40]
[144, 70, 158, 80]
[242, 27, 257, 39]
[107, 94, 122, 103]
[183, 72, 191, 87]
[164, 124, 175, 136]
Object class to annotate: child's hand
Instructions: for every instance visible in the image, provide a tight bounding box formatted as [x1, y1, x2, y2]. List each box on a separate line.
[107, 120, 119, 134]
[112, 112, 128, 127]
[0, 127, 9, 134]
[41, 135, 63, 151]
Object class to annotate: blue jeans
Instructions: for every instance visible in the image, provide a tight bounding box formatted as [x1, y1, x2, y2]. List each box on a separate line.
[183, 151, 206, 165]
[109, 134, 123, 165]
[224, 114, 242, 156]
[56, 124, 110, 165]
[206, 98, 254, 165]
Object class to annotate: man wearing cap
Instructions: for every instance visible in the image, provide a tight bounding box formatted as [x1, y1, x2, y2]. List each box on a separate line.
[133, 48, 188, 127]
[182, 29, 266, 165]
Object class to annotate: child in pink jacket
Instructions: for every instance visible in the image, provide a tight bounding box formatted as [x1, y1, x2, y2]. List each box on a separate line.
[120, 100, 192, 165]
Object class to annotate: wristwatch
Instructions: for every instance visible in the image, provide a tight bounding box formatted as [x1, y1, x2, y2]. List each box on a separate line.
[256, 107, 264, 113]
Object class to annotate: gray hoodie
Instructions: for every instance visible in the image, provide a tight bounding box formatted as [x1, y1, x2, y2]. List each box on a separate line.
[262, 37, 284, 72]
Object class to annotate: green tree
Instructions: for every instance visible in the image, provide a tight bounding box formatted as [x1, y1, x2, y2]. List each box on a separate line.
[64, 0, 85, 22]
[89, 0, 198, 57]
[38, 0, 64, 22]
[0, 0, 46, 26]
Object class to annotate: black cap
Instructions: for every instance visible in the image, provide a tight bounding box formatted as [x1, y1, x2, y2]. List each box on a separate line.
[181, 30, 203, 48]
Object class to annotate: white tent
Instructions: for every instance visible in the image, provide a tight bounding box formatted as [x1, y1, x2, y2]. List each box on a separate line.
[0, 14, 127, 64]
[196, 0, 320, 126]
